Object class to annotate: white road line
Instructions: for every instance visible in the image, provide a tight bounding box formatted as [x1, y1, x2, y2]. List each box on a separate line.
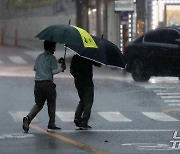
[122, 143, 172, 151]
[161, 96, 180, 99]
[9, 56, 27, 64]
[98, 112, 132, 122]
[56, 111, 75, 122]
[142, 112, 178, 121]
[0, 133, 34, 139]
[9, 111, 38, 122]
[57, 129, 176, 133]
[164, 100, 180, 103]
[154, 90, 170, 93]
[157, 93, 180, 95]
[145, 86, 176, 89]
[168, 103, 180, 106]
[0, 60, 3, 64]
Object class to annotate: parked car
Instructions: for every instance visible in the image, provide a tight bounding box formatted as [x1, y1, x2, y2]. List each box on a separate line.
[123, 26, 180, 82]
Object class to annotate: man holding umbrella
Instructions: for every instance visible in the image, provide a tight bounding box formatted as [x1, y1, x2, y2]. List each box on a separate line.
[34, 24, 124, 130]
[70, 54, 101, 130]
[22, 40, 66, 133]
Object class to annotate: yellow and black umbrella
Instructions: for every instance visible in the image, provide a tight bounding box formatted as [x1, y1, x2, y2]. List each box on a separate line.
[35, 24, 98, 48]
[67, 36, 125, 68]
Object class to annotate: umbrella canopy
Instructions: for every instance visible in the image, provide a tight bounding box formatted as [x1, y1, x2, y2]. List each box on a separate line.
[35, 24, 98, 48]
[66, 36, 125, 68]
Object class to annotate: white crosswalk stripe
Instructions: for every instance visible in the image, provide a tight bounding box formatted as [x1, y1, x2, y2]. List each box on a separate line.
[26, 51, 41, 59]
[56, 111, 75, 122]
[143, 85, 176, 89]
[168, 103, 180, 106]
[98, 112, 132, 122]
[154, 89, 175, 93]
[164, 100, 180, 103]
[142, 112, 178, 121]
[161, 96, 180, 99]
[156, 93, 180, 96]
[8, 56, 27, 64]
[9, 111, 38, 122]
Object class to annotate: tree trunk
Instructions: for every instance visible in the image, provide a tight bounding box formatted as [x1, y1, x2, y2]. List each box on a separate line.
[75, 0, 89, 30]
[96, 0, 104, 37]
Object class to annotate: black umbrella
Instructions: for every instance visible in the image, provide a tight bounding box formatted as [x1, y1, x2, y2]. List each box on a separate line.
[66, 36, 125, 68]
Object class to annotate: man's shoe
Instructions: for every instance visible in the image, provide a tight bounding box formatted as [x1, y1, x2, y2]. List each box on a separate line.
[79, 124, 92, 130]
[74, 119, 80, 127]
[47, 125, 61, 132]
[23, 116, 30, 133]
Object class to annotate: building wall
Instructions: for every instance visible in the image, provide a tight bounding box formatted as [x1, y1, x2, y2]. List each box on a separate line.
[1, 14, 75, 45]
[0, 0, 76, 46]
[107, 2, 119, 46]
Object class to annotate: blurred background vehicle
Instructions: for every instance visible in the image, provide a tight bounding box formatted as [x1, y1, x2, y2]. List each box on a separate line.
[123, 26, 180, 82]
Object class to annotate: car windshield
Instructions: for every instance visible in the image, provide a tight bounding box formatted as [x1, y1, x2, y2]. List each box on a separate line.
[134, 36, 143, 43]
[175, 26, 180, 31]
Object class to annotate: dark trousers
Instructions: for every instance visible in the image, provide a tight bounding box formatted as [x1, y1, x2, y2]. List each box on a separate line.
[28, 81, 56, 127]
[74, 82, 94, 125]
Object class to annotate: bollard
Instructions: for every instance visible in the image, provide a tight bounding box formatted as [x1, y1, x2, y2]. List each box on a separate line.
[14, 28, 18, 48]
[0, 28, 5, 47]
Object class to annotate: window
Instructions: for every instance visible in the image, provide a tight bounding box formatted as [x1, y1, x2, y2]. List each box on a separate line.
[167, 29, 180, 44]
[144, 30, 167, 43]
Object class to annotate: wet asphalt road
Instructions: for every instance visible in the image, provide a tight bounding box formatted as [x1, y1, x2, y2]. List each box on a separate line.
[0, 46, 180, 154]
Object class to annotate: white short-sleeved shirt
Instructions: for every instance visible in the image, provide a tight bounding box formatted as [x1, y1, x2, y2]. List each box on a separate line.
[34, 51, 58, 81]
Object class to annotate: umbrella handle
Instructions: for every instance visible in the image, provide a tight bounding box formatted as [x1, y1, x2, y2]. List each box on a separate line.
[64, 19, 69, 63]
[64, 46, 67, 62]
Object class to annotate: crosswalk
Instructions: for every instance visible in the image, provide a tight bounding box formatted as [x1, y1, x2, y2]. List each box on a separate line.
[9, 111, 38, 123]
[0, 53, 35, 65]
[8, 56, 28, 64]
[159, 91, 180, 106]
[98, 112, 132, 122]
[156, 89, 180, 106]
[0, 51, 46, 65]
[9, 111, 179, 123]
[0, 51, 74, 65]
[139, 83, 180, 107]
[142, 112, 178, 122]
